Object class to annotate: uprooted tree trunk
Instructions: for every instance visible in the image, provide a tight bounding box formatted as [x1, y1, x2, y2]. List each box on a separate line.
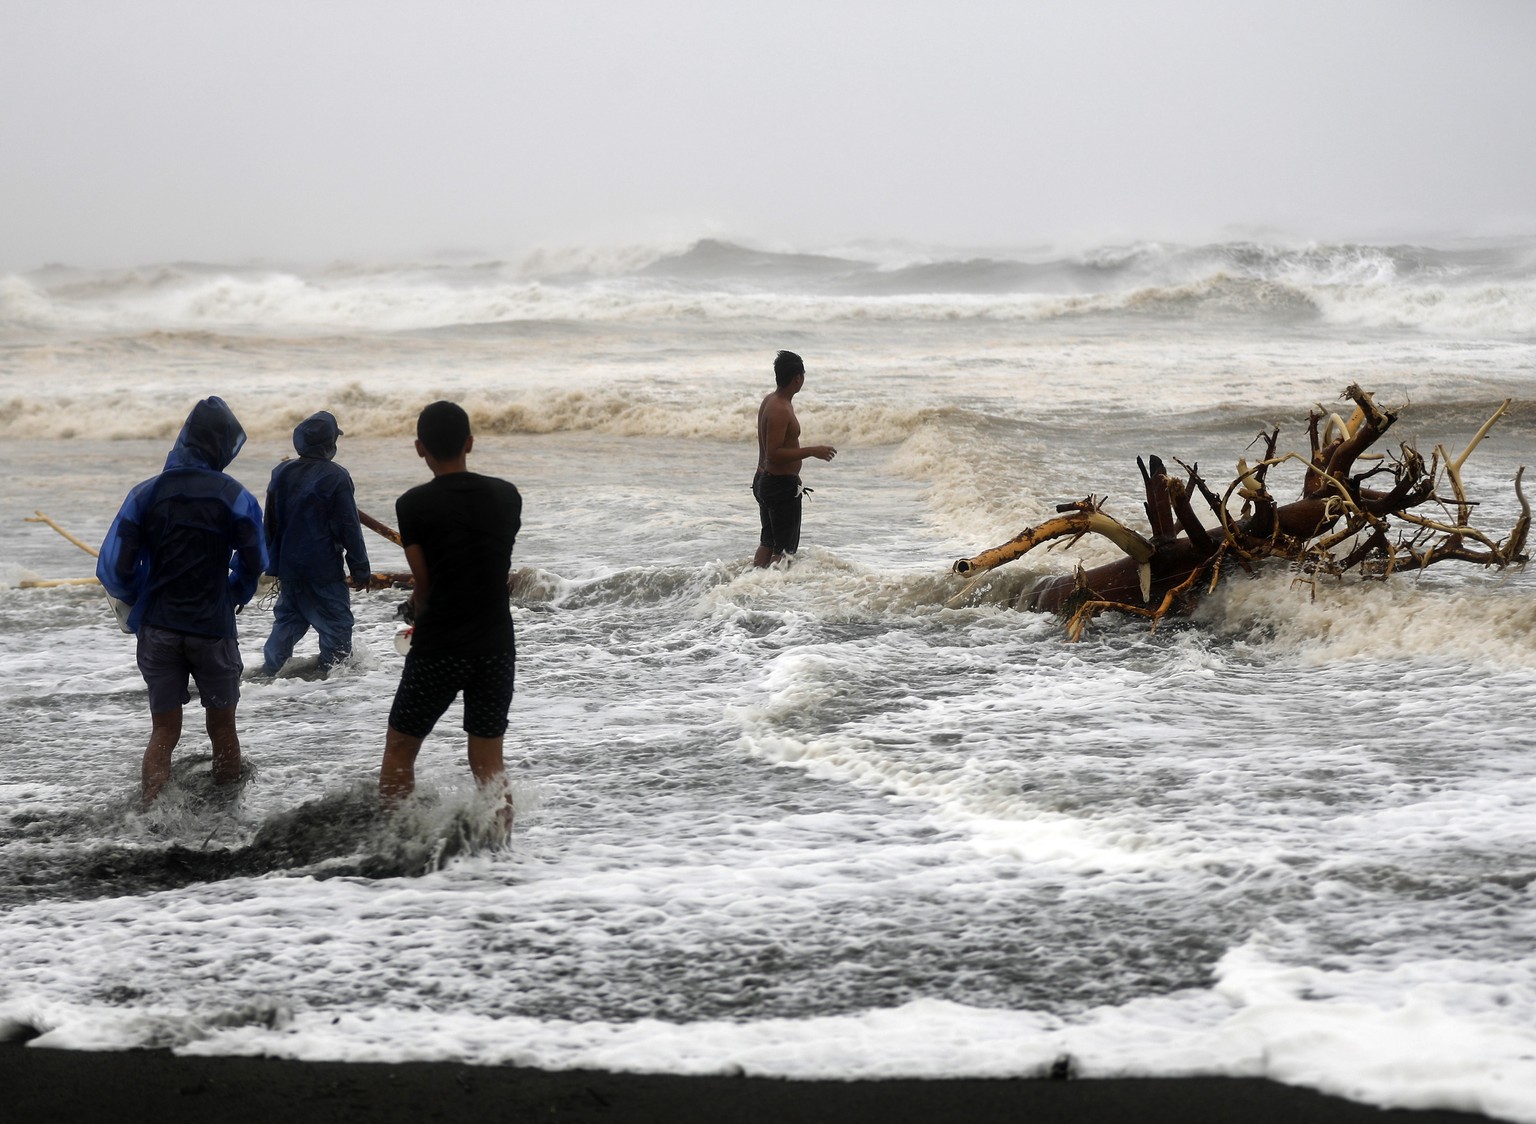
[949, 385, 1529, 640]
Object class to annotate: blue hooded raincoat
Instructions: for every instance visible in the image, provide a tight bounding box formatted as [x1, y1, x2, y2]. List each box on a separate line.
[263, 411, 369, 585]
[97, 397, 267, 637]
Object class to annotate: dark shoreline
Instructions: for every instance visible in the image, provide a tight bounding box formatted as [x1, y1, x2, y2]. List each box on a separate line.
[1, 1045, 1496, 1123]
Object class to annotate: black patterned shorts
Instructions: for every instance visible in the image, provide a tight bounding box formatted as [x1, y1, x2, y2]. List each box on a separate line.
[387, 648, 516, 739]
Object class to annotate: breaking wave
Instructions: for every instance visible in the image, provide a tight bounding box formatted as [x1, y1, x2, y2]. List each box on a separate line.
[5, 236, 1536, 336]
[0, 380, 953, 443]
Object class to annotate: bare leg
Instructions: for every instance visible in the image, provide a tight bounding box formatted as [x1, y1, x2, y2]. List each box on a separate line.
[379, 725, 426, 809]
[753, 544, 773, 567]
[142, 707, 183, 808]
[205, 705, 241, 786]
[467, 734, 512, 836]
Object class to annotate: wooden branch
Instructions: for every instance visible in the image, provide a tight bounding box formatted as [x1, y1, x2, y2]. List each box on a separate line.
[25, 511, 99, 557]
[1313, 384, 1394, 498]
[1139, 456, 1177, 544]
[952, 503, 1154, 577]
[1174, 456, 1229, 523]
[16, 508, 415, 594]
[1392, 512, 1505, 554]
[364, 571, 414, 590]
[1508, 467, 1531, 562]
[1436, 398, 1513, 526]
[1450, 399, 1512, 474]
[1064, 554, 1214, 642]
[357, 509, 403, 546]
[1166, 475, 1215, 556]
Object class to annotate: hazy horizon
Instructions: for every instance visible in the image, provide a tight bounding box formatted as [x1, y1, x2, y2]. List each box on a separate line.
[4, 0, 1534, 271]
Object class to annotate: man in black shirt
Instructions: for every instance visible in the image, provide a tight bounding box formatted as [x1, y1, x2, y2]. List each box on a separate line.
[379, 401, 522, 828]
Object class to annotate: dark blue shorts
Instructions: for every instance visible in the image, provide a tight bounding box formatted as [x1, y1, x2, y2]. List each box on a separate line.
[753, 471, 802, 555]
[388, 648, 516, 739]
[136, 625, 243, 713]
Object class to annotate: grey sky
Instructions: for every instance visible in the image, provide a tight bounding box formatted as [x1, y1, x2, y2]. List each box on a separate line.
[3, 0, 1533, 269]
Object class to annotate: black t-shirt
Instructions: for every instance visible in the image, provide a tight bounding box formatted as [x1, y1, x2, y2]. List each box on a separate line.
[395, 471, 522, 656]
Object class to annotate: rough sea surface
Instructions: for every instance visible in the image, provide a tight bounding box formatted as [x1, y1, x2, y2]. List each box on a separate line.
[2, 238, 1534, 1120]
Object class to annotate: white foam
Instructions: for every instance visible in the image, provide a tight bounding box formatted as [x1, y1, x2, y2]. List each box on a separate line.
[3, 280, 1534, 1124]
[12, 964, 1535, 1123]
[1205, 569, 1536, 668]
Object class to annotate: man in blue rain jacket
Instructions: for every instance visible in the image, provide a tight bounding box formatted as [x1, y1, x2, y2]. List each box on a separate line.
[97, 397, 267, 807]
[259, 410, 370, 677]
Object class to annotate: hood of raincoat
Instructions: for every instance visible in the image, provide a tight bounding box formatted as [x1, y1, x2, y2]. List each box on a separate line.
[293, 411, 342, 460]
[163, 397, 247, 472]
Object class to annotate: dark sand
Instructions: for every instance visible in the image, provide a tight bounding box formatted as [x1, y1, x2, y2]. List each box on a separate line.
[2, 1044, 1497, 1123]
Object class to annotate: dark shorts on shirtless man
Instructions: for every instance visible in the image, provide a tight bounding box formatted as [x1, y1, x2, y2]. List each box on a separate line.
[752, 471, 803, 557]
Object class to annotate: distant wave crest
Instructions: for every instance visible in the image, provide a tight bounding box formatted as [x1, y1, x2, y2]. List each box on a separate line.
[5, 236, 1536, 336]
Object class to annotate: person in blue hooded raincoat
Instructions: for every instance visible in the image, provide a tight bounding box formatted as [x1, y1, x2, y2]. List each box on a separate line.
[259, 410, 370, 677]
[97, 397, 267, 808]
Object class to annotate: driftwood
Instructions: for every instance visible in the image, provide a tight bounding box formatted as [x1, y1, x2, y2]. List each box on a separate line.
[357, 508, 402, 547]
[950, 385, 1529, 639]
[21, 508, 414, 591]
[25, 510, 99, 558]
[20, 510, 102, 588]
[358, 509, 520, 596]
[356, 508, 413, 588]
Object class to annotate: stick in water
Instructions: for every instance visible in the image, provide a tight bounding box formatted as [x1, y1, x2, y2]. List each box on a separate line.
[26, 511, 99, 557]
[357, 509, 403, 546]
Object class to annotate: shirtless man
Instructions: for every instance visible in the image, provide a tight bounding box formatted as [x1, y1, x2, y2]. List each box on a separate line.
[753, 350, 836, 566]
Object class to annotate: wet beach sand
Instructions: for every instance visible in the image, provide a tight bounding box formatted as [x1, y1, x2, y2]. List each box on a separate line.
[2, 1044, 1495, 1123]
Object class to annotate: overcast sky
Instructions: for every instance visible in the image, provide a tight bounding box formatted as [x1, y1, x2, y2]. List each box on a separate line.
[3, 0, 1533, 269]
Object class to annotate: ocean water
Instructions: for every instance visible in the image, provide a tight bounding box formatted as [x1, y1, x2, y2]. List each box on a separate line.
[2, 238, 1534, 1120]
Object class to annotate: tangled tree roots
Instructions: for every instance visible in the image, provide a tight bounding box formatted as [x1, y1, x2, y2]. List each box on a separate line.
[949, 385, 1529, 640]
